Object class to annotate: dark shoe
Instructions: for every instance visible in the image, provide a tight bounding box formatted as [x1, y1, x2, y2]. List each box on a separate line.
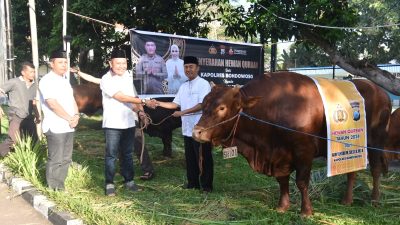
[124, 181, 142, 192]
[49, 186, 65, 192]
[163, 151, 172, 158]
[182, 184, 200, 190]
[140, 172, 154, 181]
[163, 155, 173, 159]
[202, 187, 213, 193]
[105, 183, 116, 196]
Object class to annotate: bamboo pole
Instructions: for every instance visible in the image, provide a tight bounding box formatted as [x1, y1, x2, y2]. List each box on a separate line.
[28, 0, 43, 140]
[4, 0, 14, 79]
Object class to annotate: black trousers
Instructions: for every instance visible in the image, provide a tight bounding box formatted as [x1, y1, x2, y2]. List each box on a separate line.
[0, 114, 37, 157]
[183, 136, 213, 190]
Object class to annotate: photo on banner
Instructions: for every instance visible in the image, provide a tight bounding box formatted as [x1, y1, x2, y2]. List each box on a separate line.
[130, 30, 264, 98]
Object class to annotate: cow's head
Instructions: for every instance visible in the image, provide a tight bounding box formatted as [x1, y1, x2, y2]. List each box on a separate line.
[193, 84, 260, 145]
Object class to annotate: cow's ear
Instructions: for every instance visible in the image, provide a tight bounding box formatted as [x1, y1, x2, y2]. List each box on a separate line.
[233, 85, 241, 92]
[209, 81, 216, 88]
[241, 96, 261, 109]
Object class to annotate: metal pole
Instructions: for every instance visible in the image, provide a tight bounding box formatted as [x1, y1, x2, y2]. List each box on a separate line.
[270, 42, 277, 72]
[332, 64, 336, 79]
[28, 0, 43, 139]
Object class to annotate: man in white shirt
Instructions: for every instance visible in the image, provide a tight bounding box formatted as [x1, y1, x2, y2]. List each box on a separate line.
[155, 56, 214, 193]
[100, 48, 156, 196]
[39, 50, 79, 191]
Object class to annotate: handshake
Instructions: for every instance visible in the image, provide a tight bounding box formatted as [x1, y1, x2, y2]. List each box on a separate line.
[141, 98, 183, 118]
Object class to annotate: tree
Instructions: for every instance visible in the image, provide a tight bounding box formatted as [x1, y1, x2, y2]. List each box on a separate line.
[12, 0, 56, 71]
[219, 0, 400, 94]
[12, 0, 222, 75]
[279, 43, 331, 70]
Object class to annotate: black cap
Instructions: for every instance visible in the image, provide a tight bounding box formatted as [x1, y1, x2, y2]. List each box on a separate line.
[50, 50, 67, 59]
[111, 48, 127, 59]
[184, 56, 198, 65]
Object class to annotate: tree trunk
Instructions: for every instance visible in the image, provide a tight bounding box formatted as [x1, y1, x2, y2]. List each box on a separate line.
[301, 29, 400, 95]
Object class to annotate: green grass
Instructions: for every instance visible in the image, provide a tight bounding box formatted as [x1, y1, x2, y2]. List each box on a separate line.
[1, 114, 400, 224]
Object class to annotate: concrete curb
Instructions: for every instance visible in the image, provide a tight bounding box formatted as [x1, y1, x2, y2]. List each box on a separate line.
[0, 163, 83, 225]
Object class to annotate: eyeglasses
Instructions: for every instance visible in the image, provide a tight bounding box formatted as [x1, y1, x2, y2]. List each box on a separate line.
[171, 50, 179, 52]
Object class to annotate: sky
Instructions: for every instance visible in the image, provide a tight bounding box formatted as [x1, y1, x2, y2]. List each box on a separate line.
[231, 0, 251, 9]
[229, 0, 293, 55]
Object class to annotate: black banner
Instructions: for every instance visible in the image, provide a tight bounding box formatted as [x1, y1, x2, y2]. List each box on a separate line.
[130, 30, 264, 97]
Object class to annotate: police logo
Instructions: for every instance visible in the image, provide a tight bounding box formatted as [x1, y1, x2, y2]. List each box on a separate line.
[349, 100, 361, 121]
[209, 45, 217, 54]
[333, 104, 348, 123]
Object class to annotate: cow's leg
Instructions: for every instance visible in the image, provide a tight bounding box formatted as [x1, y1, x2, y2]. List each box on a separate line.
[367, 108, 390, 206]
[162, 131, 173, 157]
[276, 175, 290, 213]
[370, 165, 381, 206]
[368, 150, 383, 206]
[341, 172, 356, 205]
[295, 168, 312, 216]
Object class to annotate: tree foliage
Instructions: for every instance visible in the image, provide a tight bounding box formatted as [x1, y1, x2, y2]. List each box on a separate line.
[220, 0, 400, 94]
[12, 0, 221, 75]
[279, 43, 330, 70]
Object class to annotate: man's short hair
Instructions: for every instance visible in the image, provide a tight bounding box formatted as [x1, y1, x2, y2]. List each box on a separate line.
[21, 61, 35, 71]
[50, 49, 67, 59]
[110, 48, 127, 59]
[183, 56, 199, 65]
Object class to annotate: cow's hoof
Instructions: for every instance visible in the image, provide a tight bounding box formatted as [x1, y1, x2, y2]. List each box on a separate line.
[300, 206, 313, 217]
[371, 200, 380, 207]
[340, 199, 353, 206]
[276, 205, 289, 213]
[300, 211, 313, 218]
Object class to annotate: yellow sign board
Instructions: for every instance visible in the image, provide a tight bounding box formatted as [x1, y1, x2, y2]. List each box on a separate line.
[312, 78, 367, 177]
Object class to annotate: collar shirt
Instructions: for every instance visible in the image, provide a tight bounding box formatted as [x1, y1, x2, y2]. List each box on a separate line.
[39, 71, 75, 133]
[100, 70, 136, 129]
[173, 76, 211, 137]
[0, 76, 36, 118]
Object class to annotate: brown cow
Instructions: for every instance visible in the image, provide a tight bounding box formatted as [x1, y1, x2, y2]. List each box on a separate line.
[384, 108, 400, 161]
[193, 72, 391, 216]
[73, 82, 103, 116]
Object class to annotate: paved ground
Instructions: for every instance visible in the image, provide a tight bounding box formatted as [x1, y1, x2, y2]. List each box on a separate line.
[0, 183, 51, 225]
